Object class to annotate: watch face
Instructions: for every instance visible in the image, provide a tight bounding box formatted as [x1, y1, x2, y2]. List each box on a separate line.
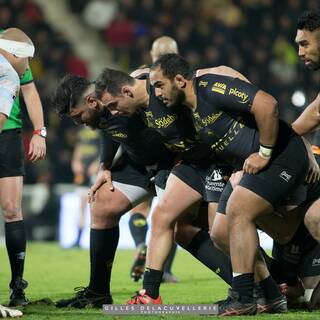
[40, 128, 47, 138]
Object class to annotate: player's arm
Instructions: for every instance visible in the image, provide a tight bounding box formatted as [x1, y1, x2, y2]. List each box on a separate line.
[89, 132, 120, 202]
[21, 67, 46, 162]
[197, 66, 251, 83]
[201, 73, 278, 173]
[130, 67, 150, 78]
[291, 94, 320, 136]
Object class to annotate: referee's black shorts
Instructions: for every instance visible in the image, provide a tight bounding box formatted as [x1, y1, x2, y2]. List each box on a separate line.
[0, 129, 25, 178]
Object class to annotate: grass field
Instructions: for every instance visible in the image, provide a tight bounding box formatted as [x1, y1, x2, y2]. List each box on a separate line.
[0, 243, 319, 319]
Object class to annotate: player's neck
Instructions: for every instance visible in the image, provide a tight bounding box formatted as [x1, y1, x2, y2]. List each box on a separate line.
[184, 81, 197, 111]
[134, 79, 149, 109]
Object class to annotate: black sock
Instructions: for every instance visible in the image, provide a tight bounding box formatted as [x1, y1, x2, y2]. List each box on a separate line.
[186, 230, 232, 285]
[89, 226, 119, 295]
[129, 213, 148, 247]
[143, 268, 163, 299]
[232, 273, 254, 303]
[257, 275, 282, 300]
[163, 243, 177, 274]
[5, 221, 26, 286]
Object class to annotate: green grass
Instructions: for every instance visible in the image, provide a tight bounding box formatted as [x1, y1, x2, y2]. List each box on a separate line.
[0, 243, 318, 319]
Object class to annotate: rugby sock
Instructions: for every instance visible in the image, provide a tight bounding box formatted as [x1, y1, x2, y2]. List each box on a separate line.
[257, 275, 282, 300]
[5, 220, 26, 285]
[163, 243, 177, 274]
[129, 213, 148, 247]
[186, 230, 232, 284]
[89, 226, 119, 294]
[232, 273, 254, 303]
[143, 268, 163, 299]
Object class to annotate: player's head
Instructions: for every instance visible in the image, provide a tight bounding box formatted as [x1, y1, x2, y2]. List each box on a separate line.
[296, 9, 320, 70]
[95, 68, 139, 116]
[150, 36, 178, 63]
[0, 28, 35, 76]
[51, 74, 105, 129]
[150, 53, 192, 107]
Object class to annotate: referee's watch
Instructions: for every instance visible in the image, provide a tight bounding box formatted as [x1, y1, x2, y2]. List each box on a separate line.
[33, 127, 47, 138]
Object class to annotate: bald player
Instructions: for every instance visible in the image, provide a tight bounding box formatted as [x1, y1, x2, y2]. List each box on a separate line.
[150, 36, 178, 63]
[0, 28, 45, 314]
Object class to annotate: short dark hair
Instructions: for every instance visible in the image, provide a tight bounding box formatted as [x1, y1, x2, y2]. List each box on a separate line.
[297, 9, 320, 31]
[95, 68, 135, 98]
[151, 53, 192, 80]
[51, 74, 91, 116]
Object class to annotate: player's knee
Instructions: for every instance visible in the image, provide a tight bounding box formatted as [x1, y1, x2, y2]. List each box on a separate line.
[152, 203, 175, 229]
[304, 211, 320, 241]
[2, 201, 21, 221]
[91, 202, 122, 227]
[210, 227, 229, 254]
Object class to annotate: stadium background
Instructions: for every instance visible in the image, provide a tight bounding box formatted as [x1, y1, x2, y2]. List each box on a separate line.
[0, 0, 318, 247]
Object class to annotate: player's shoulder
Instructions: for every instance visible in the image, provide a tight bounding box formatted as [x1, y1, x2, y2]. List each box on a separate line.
[130, 67, 150, 79]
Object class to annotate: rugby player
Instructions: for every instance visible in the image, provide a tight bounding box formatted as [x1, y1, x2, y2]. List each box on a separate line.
[52, 74, 232, 308]
[144, 54, 309, 315]
[291, 9, 320, 242]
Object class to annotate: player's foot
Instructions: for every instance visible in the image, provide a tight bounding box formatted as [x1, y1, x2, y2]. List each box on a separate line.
[130, 244, 147, 282]
[308, 281, 320, 310]
[55, 287, 113, 308]
[0, 305, 23, 318]
[218, 289, 257, 316]
[162, 272, 179, 283]
[127, 289, 162, 304]
[256, 294, 287, 313]
[9, 278, 29, 307]
[254, 283, 287, 313]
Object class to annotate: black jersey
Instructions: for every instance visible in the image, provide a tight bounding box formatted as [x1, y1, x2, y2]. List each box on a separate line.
[138, 73, 213, 164]
[98, 111, 172, 167]
[193, 73, 294, 169]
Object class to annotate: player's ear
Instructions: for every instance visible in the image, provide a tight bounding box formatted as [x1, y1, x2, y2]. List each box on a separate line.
[122, 86, 133, 98]
[86, 95, 98, 109]
[174, 74, 186, 89]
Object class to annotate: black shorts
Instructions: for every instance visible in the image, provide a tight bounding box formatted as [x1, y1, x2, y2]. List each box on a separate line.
[240, 135, 308, 206]
[272, 224, 320, 278]
[111, 152, 154, 189]
[171, 162, 227, 202]
[0, 129, 25, 178]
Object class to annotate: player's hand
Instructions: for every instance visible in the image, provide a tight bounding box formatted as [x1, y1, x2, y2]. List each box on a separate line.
[243, 152, 270, 174]
[306, 154, 320, 183]
[229, 170, 244, 188]
[28, 135, 46, 162]
[88, 169, 114, 203]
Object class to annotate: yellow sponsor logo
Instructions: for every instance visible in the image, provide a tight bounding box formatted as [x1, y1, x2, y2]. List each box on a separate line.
[110, 131, 127, 139]
[201, 111, 223, 126]
[164, 141, 188, 151]
[228, 88, 249, 103]
[212, 82, 226, 94]
[154, 114, 177, 128]
[144, 111, 153, 118]
[199, 80, 208, 87]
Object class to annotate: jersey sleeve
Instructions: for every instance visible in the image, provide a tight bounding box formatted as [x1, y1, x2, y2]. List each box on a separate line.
[198, 74, 259, 113]
[20, 67, 33, 85]
[99, 131, 120, 167]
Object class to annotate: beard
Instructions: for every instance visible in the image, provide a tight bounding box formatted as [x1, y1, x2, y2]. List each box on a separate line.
[87, 108, 107, 129]
[167, 85, 186, 107]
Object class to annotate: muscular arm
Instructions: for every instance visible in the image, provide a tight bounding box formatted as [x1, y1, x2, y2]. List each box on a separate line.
[291, 94, 320, 136]
[251, 91, 279, 147]
[196, 66, 250, 83]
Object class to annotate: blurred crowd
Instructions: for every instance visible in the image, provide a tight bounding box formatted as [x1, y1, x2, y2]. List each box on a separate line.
[1, 0, 320, 186]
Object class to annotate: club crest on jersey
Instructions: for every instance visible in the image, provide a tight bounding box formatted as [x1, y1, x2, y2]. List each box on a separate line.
[212, 82, 226, 94]
[228, 88, 249, 103]
[199, 80, 208, 87]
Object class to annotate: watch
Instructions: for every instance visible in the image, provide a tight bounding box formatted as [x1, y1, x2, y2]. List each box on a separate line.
[33, 127, 47, 138]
